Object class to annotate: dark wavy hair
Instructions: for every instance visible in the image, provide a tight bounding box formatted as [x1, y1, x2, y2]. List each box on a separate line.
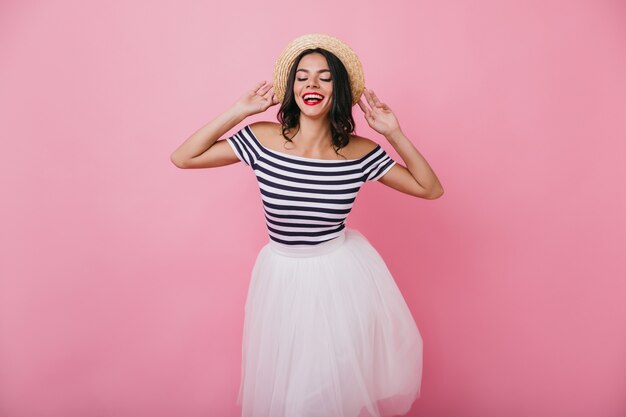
[276, 48, 355, 158]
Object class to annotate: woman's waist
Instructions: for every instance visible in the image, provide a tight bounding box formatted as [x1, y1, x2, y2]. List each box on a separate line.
[266, 229, 348, 258]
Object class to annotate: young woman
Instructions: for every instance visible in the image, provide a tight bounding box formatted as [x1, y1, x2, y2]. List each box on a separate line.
[171, 34, 443, 417]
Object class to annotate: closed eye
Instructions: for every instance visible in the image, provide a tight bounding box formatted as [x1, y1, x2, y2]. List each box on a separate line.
[297, 78, 332, 82]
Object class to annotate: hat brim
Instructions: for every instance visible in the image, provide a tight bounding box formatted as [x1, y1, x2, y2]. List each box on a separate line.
[272, 34, 365, 106]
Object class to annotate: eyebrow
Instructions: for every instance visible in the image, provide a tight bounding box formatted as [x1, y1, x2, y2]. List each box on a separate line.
[296, 69, 331, 74]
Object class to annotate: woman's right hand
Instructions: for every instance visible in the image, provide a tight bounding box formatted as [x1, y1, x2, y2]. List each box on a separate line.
[233, 80, 279, 117]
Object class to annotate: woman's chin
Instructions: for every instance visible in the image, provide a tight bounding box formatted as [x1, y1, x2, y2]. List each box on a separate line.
[300, 112, 330, 121]
[298, 106, 330, 119]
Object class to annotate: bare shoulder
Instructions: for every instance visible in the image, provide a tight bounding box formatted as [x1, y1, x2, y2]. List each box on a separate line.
[246, 123, 378, 159]
[345, 135, 380, 159]
[248, 121, 282, 144]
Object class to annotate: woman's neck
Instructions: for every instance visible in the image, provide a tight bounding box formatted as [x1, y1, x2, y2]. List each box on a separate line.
[292, 115, 333, 151]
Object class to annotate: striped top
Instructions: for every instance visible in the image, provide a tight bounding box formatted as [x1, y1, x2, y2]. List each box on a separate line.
[226, 124, 396, 246]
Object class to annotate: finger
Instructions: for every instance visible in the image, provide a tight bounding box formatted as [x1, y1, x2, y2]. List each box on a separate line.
[357, 98, 369, 113]
[357, 99, 371, 119]
[376, 100, 391, 112]
[258, 82, 272, 95]
[371, 94, 388, 111]
[263, 87, 275, 100]
[369, 89, 383, 106]
[252, 80, 266, 91]
[264, 86, 275, 95]
[363, 88, 376, 107]
[371, 91, 392, 112]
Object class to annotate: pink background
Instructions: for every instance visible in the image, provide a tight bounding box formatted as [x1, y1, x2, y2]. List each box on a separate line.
[1, 0, 625, 416]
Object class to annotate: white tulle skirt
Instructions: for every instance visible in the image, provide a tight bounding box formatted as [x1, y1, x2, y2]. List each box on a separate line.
[237, 228, 423, 417]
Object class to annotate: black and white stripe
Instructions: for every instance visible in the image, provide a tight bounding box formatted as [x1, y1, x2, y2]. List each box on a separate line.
[227, 124, 396, 246]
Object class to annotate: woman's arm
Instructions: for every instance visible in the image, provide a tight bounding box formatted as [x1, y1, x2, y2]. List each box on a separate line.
[170, 107, 246, 169]
[378, 129, 444, 199]
[170, 81, 277, 169]
[358, 88, 444, 199]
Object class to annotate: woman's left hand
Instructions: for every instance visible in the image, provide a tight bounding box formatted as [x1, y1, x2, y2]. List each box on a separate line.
[357, 88, 401, 137]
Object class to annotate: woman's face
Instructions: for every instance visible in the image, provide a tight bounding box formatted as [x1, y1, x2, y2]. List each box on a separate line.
[293, 52, 333, 118]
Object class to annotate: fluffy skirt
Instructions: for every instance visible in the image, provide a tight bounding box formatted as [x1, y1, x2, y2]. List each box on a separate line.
[237, 228, 423, 417]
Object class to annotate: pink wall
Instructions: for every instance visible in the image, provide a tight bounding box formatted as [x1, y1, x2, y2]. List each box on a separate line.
[1, 0, 625, 416]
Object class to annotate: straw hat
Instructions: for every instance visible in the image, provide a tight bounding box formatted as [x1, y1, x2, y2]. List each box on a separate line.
[272, 33, 365, 106]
